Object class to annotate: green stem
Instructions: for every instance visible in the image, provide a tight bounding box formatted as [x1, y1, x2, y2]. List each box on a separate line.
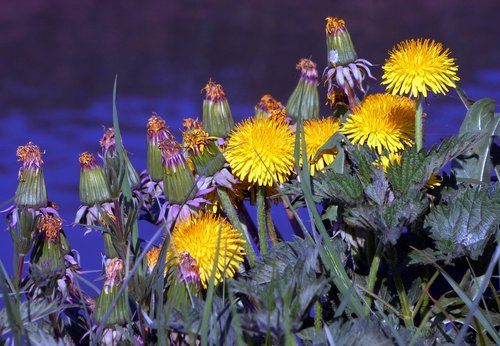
[16, 255, 24, 287]
[257, 186, 268, 256]
[412, 267, 438, 319]
[365, 240, 384, 313]
[388, 245, 414, 327]
[415, 96, 423, 151]
[265, 199, 278, 246]
[314, 300, 322, 332]
[217, 188, 256, 265]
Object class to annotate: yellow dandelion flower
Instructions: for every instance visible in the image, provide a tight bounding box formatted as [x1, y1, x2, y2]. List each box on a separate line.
[168, 212, 246, 288]
[224, 117, 295, 187]
[381, 38, 459, 98]
[424, 173, 442, 190]
[302, 117, 340, 175]
[341, 94, 416, 154]
[375, 152, 402, 171]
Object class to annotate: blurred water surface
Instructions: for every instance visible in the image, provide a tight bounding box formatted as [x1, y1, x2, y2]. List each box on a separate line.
[1, 0, 499, 277]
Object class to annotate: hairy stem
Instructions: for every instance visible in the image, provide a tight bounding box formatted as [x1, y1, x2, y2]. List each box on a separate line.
[257, 186, 268, 256]
[365, 240, 384, 313]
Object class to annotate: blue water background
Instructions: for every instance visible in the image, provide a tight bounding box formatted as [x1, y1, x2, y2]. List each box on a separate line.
[1, 1, 499, 283]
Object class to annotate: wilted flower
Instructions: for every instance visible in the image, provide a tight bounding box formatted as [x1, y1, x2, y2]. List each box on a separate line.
[323, 17, 375, 108]
[183, 121, 226, 177]
[159, 139, 197, 204]
[225, 117, 295, 187]
[94, 258, 131, 326]
[287, 58, 320, 121]
[202, 80, 234, 138]
[381, 38, 459, 98]
[147, 113, 173, 182]
[341, 94, 416, 154]
[79, 152, 112, 206]
[254, 94, 288, 122]
[100, 127, 141, 194]
[30, 214, 65, 278]
[14, 142, 47, 208]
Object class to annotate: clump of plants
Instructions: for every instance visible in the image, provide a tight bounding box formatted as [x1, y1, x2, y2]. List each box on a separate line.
[1, 16, 499, 345]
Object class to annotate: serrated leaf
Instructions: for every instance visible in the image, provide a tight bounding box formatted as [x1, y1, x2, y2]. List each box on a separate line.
[425, 185, 500, 260]
[243, 237, 321, 285]
[451, 98, 499, 182]
[313, 171, 364, 205]
[387, 147, 427, 196]
[426, 132, 484, 177]
[299, 318, 406, 346]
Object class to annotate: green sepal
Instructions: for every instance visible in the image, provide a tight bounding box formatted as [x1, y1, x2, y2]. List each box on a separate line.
[14, 168, 47, 209]
[16, 208, 38, 255]
[327, 29, 357, 65]
[190, 141, 226, 177]
[103, 151, 141, 197]
[202, 99, 234, 138]
[30, 237, 66, 279]
[164, 164, 197, 204]
[286, 80, 319, 121]
[147, 143, 164, 182]
[94, 283, 131, 327]
[79, 166, 112, 206]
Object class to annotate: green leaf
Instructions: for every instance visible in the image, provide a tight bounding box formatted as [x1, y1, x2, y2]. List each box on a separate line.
[313, 171, 364, 205]
[426, 132, 484, 177]
[424, 185, 500, 260]
[387, 147, 427, 196]
[299, 318, 409, 346]
[452, 98, 499, 182]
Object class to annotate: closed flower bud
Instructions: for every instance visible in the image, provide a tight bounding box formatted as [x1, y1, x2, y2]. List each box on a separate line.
[202, 80, 234, 137]
[94, 258, 131, 326]
[30, 214, 65, 278]
[286, 58, 320, 121]
[183, 120, 225, 176]
[79, 152, 112, 206]
[14, 142, 47, 208]
[100, 128, 141, 195]
[159, 139, 197, 204]
[147, 113, 173, 182]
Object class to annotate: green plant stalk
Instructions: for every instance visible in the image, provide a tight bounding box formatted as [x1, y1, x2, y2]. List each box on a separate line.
[217, 189, 256, 265]
[265, 199, 278, 245]
[315, 300, 322, 332]
[257, 185, 268, 255]
[200, 224, 222, 346]
[415, 96, 423, 151]
[388, 245, 414, 327]
[296, 120, 365, 317]
[365, 240, 384, 313]
[412, 269, 440, 319]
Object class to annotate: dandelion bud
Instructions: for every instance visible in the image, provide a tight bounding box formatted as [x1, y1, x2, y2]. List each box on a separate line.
[183, 121, 225, 177]
[325, 17, 357, 66]
[202, 80, 234, 138]
[100, 128, 141, 194]
[79, 152, 112, 206]
[324, 17, 375, 109]
[30, 214, 65, 278]
[17, 209, 37, 255]
[94, 258, 131, 326]
[159, 139, 197, 204]
[147, 113, 173, 182]
[14, 142, 47, 208]
[286, 58, 320, 121]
